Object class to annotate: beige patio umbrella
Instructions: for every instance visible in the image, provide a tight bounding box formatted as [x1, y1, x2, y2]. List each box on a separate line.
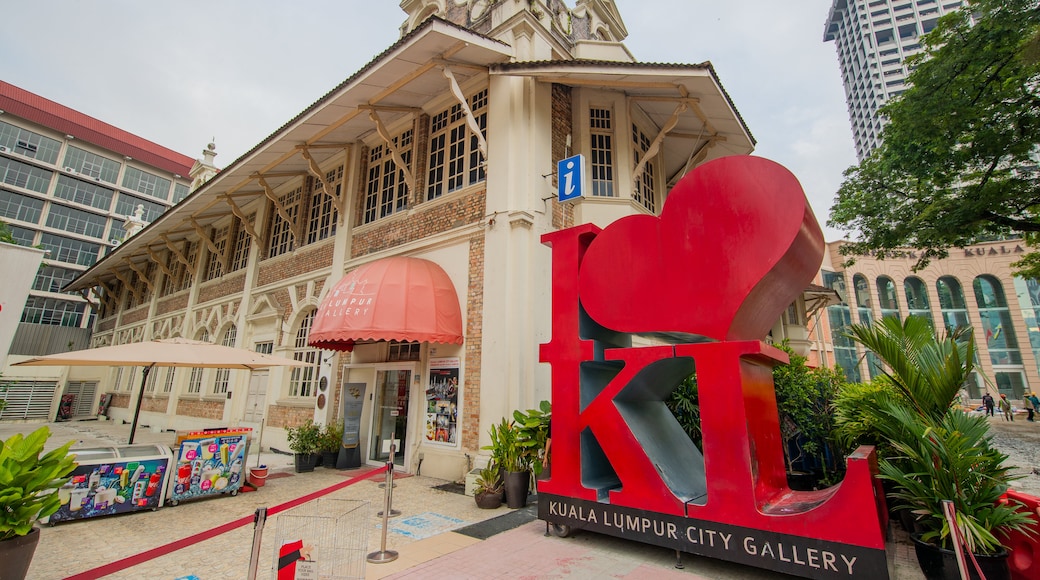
[14, 338, 308, 444]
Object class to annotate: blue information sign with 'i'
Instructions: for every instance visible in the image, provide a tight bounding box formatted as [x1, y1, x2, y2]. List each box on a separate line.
[557, 154, 586, 202]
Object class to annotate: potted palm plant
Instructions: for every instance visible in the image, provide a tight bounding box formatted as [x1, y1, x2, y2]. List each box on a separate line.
[514, 400, 551, 477]
[473, 460, 504, 509]
[483, 402, 552, 509]
[841, 316, 1037, 580]
[286, 419, 321, 473]
[484, 418, 529, 508]
[0, 426, 77, 580]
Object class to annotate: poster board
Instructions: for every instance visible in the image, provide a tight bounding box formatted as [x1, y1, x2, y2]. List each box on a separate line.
[425, 357, 459, 446]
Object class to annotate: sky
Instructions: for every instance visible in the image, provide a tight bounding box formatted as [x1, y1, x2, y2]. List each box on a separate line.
[1, 0, 856, 240]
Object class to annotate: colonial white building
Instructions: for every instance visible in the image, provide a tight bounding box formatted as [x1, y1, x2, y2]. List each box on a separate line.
[15, 1, 831, 482]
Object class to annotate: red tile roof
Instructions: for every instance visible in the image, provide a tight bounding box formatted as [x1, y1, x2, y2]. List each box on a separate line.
[0, 81, 194, 177]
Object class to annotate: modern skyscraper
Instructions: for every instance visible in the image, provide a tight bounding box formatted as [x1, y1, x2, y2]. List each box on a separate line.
[0, 81, 194, 351]
[823, 0, 965, 160]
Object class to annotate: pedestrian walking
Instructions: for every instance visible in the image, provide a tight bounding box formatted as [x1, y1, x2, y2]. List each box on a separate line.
[983, 392, 995, 417]
[1024, 394, 1036, 421]
[1029, 392, 1040, 422]
[998, 393, 1013, 421]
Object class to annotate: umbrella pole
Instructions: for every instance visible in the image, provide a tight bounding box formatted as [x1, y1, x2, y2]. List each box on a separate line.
[128, 363, 154, 445]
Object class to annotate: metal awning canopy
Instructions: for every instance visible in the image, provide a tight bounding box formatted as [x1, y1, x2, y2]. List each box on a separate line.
[66, 18, 512, 293]
[803, 284, 842, 315]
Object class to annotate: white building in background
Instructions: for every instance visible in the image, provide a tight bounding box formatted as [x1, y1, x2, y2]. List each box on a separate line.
[823, 0, 965, 160]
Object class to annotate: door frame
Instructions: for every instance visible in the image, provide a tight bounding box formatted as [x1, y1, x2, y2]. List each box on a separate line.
[241, 370, 269, 427]
[346, 361, 420, 472]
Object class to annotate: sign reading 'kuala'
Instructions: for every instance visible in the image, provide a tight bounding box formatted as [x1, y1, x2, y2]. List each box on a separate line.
[538, 156, 890, 579]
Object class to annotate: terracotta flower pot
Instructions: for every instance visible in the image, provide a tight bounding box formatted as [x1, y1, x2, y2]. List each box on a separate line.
[0, 526, 41, 580]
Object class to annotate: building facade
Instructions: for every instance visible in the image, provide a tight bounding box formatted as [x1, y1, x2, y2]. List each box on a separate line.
[0, 81, 196, 420]
[33, 0, 782, 482]
[819, 240, 1040, 399]
[823, 0, 965, 160]
[0, 3, 879, 485]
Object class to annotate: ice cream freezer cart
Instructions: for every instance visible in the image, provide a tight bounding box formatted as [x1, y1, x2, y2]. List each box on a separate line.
[167, 427, 251, 505]
[44, 443, 173, 524]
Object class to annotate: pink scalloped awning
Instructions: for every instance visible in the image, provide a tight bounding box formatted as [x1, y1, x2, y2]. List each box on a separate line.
[309, 256, 464, 352]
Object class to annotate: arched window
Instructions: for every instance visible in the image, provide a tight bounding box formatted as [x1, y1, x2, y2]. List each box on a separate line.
[903, 277, 933, 328]
[213, 325, 237, 395]
[1013, 277, 1040, 376]
[289, 311, 320, 397]
[936, 276, 970, 332]
[823, 271, 861, 383]
[877, 276, 900, 320]
[934, 276, 983, 397]
[973, 275, 1022, 366]
[853, 274, 881, 378]
[853, 274, 872, 311]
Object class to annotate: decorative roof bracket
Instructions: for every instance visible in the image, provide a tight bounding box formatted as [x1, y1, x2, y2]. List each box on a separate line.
[633, 100, 687, 188]
[97, 279, 119, 311]
[146, 246, 177, 279]
[110, 268, 140, 301]
[298, 147, 342, 214]
[441, 65, 488, 165]
[124, 258, 155, 292]
[368, 110, 416, 197]
[221, 194, 260, 244]
[257, 175, 297, 242]
[161, 234, 192, 268]
[190, 216, 223, 258]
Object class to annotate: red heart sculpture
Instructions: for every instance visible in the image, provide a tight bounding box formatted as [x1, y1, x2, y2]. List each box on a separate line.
[577, 155, 824, 342]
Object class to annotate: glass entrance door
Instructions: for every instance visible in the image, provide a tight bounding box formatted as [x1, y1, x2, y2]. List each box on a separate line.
[369, 369, 411, 466]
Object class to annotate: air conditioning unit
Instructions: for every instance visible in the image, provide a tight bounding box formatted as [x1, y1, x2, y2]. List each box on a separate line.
[64, 166, 77, 173]
[94, 176, 102, 182]
[0, 146, 8, 153]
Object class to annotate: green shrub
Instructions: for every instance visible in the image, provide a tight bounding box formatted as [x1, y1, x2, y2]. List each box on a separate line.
[0, 426, 78, 540]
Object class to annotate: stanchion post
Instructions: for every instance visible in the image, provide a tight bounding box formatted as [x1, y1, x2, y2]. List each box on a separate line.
[367, 442, 399, 564]
[377, 452, 401, 517]
[246, 507, 267, 579]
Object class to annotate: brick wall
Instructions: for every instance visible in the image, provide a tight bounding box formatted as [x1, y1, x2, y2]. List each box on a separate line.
[352, 189, 486, 258]
[257, 242, 335, 287]
[142, 397, 168, 413]
[267, 404, 314, 429]
[275, 288, 292, 320]
[98, 318, 116, 332]
[412, 115, 430, 204]
[198, 271, 246, 304]
[551, 83, 575, 229]
[156, 293, 190, 317]
[110, 394, 131, 409]
[461, 235, 485, 452]
[175, 398, 225, 420]
[122, 305, 150, 325]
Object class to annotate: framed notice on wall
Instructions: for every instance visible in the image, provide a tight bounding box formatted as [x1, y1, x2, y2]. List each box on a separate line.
[426, 357, 460, 446]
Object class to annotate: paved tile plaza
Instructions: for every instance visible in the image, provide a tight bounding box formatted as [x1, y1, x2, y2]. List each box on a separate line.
[1, 420, 929, 579]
